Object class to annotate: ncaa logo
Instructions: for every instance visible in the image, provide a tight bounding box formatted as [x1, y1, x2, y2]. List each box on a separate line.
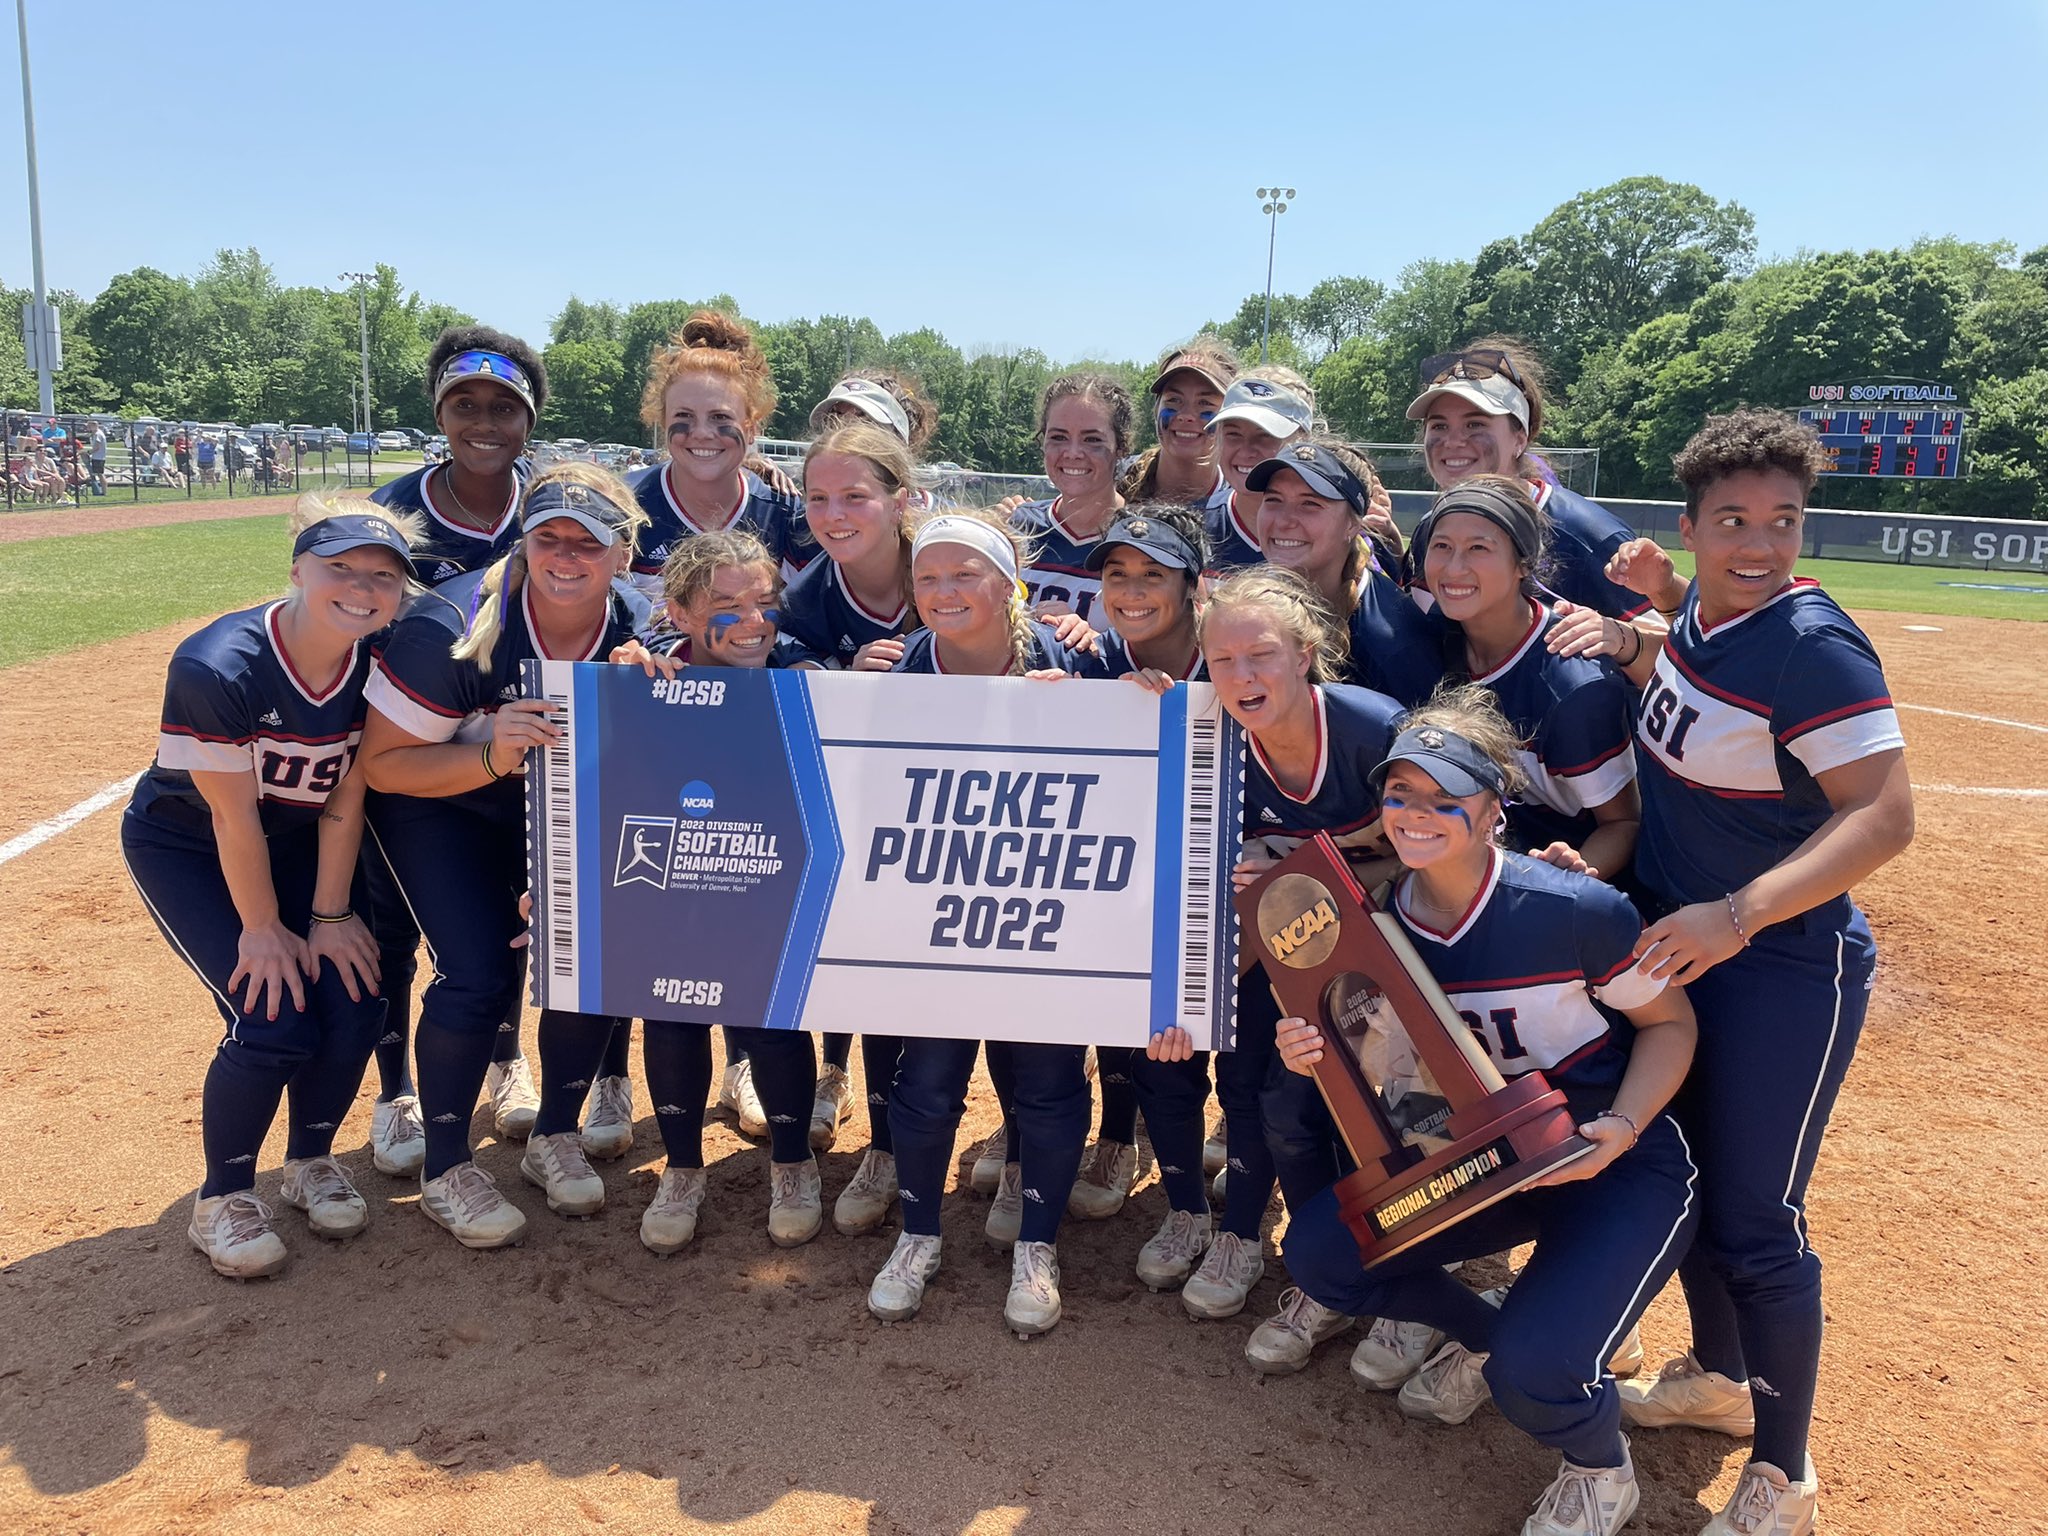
[614, 815, 677, 890]
[678, 780, 715, 818]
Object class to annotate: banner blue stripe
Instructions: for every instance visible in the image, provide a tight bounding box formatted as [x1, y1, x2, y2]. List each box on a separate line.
[762, 673, 844, 1029]
[573, 662, 602, 1015]
[1148, 687, 1187, 1037]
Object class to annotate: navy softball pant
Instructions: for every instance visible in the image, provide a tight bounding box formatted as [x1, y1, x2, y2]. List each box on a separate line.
[122, 804, 384, 1198]
[366, 792, 624, 1181]
[1286, 1110, 1700, 1470]
[892, 1038, 1089, 1245]
[1673, 908, 1875, 1473]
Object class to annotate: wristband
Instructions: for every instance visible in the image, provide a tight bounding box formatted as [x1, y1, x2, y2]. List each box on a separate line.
[482, 741, 502, 781]
[1726, 892, 1752, 948]
[310, 908, 355, 924]
[1593, 1109, 1639, 1146]
[1621, 624, 1644, 666]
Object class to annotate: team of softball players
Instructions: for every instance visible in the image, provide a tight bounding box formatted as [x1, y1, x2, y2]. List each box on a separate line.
[128, 316, 1912, 1536]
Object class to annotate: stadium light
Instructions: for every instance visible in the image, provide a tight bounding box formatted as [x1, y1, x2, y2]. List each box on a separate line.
[339, 272, 375, 433]
[1254, 187, 1296, 364]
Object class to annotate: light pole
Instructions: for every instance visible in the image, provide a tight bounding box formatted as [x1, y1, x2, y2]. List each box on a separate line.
[16, 0, 57, 415]
[339, 272, 374, 432]
[1255, 187, 1295, 363]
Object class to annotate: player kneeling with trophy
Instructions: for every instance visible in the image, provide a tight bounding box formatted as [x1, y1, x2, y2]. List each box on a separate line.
[1257, 687, 1699, 1536]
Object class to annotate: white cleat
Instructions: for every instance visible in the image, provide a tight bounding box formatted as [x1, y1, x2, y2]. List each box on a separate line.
[370, 1094, 426, 1177]
[868, 1231, 943, 1322]
[1181, 1228, 1264, 1319]
[640, 1165, 706, 1254]
[767, 1158, 823, 1247]
[1246, 1287, 1355, 1375]
[1135, 1208, 1213, 1290]
[1066, 1139, 1146, 1220]
[519, 1131, 606, 1216]
[1005, 1240, 1062, 1337]
[1350, 1316, 1444, 1390]
[419, 1162, 528, 1249]
[720, 1059, 768, 1140]
[833, 1149, 899, 1236]
[579, 1075, 635, 1160]
[188, 1190, 287, 1279]
[1617, 1349, 1756, 1436]
[1398, 1339, 1494, 1424]
[279, 1155, 369, 1239]
[1522, 1439, 1640, 1536]
[1699, 1456, 1819, 1536]
[967, 1129, 1009, 1196]
[810, 1064, 853, 1151]
[984, 1161, 1023, 1249]
[485, 1056, 540, 1140]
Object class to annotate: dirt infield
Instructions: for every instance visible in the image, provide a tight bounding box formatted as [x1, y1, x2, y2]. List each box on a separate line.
[0, 495, 295, 544]
[1, 613, 2043, 1535]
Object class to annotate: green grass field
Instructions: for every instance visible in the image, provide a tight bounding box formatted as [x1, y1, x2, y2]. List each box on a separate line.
[0, 514, 2041, 670]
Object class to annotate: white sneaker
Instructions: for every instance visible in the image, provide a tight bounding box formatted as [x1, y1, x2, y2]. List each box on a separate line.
[967, 1130, 1008, 1195]
[1135, 1208, 1213, 1290]
[1700, 1456, 1818, 1535]
[279, 1155, 369, 1239]
[370, 1094, 426, 1177]
[1351, 1316, 1445, 1390]
[519, 1131, 606, 1216]
[485, 1056, 540, 1140]
[720, 1059, 767, 1140]
[188, 1190, 287, 1279]
[1246, 1286, 1356, 1374]
[1398, 1339, 1493, 1424]
[810, 1063, 853, 1151]
[868, 1231, 943, 1322]
[1609, 1323, 1644, 1378]
[1181, 1228, 1264, 1319]
[1202, 1126, 1227, 1177]
[1006, 1240, 1062, 1336]
[1523, 1440, 1640, 1536]
[1617, 1350, 1756, 1436]
[767, 1159, 823, 1247]
[1066, 1139, 1145, 1220]
[419, 1161, 528, 1248]
[833, 1149, 899, 1235]
[579, 1075, 634, 1161]
[984, 1161, 1023, 1249]
[640, 1165, 706, 1254]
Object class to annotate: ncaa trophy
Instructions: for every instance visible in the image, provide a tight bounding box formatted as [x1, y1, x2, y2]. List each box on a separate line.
[1235, 833, 1593, 1267]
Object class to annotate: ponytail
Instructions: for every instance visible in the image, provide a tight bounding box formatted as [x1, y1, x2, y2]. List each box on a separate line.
[451, 549, 526, 672]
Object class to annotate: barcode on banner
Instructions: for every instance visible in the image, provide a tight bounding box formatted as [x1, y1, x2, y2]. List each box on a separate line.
[538, 667, 578, 999]
[1179, 708, 1220, 1030]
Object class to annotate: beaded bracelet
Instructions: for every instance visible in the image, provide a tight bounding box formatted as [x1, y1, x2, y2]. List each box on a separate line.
[1725, 892, 1752, 948]
[1594, 1109, 1639, 1146]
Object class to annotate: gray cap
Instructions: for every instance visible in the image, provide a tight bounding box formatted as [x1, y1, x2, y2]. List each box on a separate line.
[809, 378, 911, 444]
[1212, 377, 1313, 440]
[1404, 373, 1530, 429]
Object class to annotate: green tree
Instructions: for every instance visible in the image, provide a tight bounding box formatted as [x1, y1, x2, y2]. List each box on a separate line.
[538, 338, 627, 442]
[551, 297, 626, 346]
[1955, 369, 2048, 519]
[1297, 276, 1388, 363]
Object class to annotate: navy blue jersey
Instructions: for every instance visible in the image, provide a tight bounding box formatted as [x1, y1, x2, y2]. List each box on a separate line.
[892, 624, 1110, 678]
[371, 462, 526, 588]
[647, 630, 815, 670]
[365, 570, 635, 822]
[1389, 850, 1666, 1099]
[1348, 565, 1447, 708]
[1633, 580, 1903, 920]
[133, 601, 378, 837]
[1532, 483, 1652, 621]
[1440, 600, 1636, 852]
[779, 554, 913, 667]
[1011, 498, 1111, 623]
[1097, 628, 1207, 682]
[629, 463, 808, 589]
[1243, 683, 1405, 867]
[1204, 489, 1264, 573]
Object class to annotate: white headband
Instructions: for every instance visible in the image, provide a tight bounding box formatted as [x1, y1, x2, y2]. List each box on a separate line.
[911, 516, 1020, 583]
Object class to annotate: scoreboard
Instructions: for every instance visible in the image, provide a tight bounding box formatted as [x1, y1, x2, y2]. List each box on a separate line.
[1797, 407, 1965, 479]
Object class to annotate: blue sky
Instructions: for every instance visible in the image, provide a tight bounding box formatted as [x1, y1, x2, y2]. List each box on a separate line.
[7, 0, 2045, 363]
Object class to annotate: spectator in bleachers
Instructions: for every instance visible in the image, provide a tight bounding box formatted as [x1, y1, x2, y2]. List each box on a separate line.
[88, 423, 108, 496]
[196, 435, 220, 486]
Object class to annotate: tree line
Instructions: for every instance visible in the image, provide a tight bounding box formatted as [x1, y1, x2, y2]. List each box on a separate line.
[5, 177, 2042, 516]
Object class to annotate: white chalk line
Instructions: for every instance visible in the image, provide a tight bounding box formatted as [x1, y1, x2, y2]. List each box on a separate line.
[1912, 783, 2048, 800]
[1898, 703, 2048, 735]
[0, 773, 142, 867]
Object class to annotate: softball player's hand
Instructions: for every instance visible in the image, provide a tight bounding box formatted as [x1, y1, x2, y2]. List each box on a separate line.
[1528, 1115, 1633, 1187]
[1633, 900, 1746, 985]
[1231, 848, 1280, 892]
[509, 891, 533, 950]
[1121, 668, 1178, 696]
[850, 638, 905, 671]
[232, 920, 312, 1021]
[1529, 841, 1598, 878]
[1543, 599, 1623, 659]
[1038, 610, 1101, 654]
[1603, 538, 1678, 598]
[308, 914, 381, 1002]
[610, 639, 682, 680]
[490, 698, 561, 771]
[1274, 1016, 1324, 1077]
[1145, 1025, 1196, 1062]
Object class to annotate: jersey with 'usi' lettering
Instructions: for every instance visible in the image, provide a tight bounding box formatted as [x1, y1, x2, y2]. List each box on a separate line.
[365, 571, 634, 822]
[372, 462, 528, 588]
[133, 601, 379, 836]
[1441, 600, 1636, 853]
[779, 553, 915, 667]
[1243, 683, 1404, 868]
[1010, 498, 1110, 623]
[1390, 849, 1665, 1101]
[628, 464, 809, 592]
[891, 625, 1109, 678]
[1633, 580, 1903, 918]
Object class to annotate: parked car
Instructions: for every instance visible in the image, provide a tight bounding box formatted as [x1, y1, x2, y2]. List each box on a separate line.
[347, 432, 378, 455]
[320, 426, 348, 450]
[374, 430, 411, 451]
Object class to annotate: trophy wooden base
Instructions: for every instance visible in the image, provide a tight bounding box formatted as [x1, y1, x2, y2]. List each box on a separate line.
[1328, 1074, 1593, 1268]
